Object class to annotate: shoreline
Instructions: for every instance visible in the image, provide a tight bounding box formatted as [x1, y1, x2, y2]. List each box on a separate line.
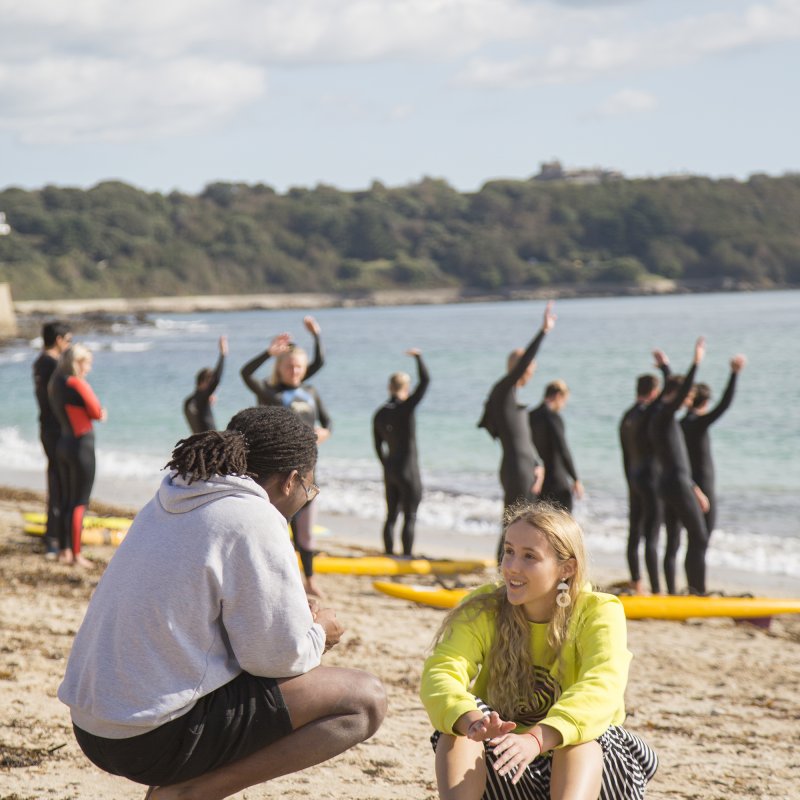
[10, 282, 798, 320]
[3, 476, 797, 599]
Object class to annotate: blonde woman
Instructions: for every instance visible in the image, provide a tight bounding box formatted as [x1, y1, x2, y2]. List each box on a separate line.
[48, 344, 107, 567]
[240, 318, 331, 597]
[420, 502, 657, 800]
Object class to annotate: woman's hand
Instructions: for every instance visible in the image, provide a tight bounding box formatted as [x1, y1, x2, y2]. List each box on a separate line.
[489, 731, 542, 784]
[268, 333, 292, 357]
[315, 427, 331, 444]
[465, 711, 515, 742]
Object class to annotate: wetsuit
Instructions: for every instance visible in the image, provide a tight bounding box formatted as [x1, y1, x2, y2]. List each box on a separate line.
[246, 373, 331, 580]
[33, 351, 62, 553]
[528, 402, 579, 513]
[48, 372, 104, 556]
[373, 354, 430, 556]
[240, 333, 324, 405]
[183, 350, 225, 433]
[478, 329, 547, 559]
[680, 371, 738, 536]
[618, 365, 670, 593]
[648, 363, 709, 595]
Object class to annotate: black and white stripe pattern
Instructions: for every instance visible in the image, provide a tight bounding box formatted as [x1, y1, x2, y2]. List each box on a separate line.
[432, 699, 658, 800]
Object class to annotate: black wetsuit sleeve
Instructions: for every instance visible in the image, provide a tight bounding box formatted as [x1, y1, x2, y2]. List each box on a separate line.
[240, 347, 272, 397]
[372, 413, 386, 462]
[553, 414, 579, 482]
[312, 387, 332, 431]
[405, 354, 430, 410]
[665, 362, 698, 416]
[701, 371, 738, 427]
[304, 332, 324, 381]
[507, 329, 546, 386]
[207, 351, 225, 394]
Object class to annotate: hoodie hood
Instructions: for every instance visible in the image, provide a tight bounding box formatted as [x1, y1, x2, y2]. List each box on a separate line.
[157, 471, 270, 515]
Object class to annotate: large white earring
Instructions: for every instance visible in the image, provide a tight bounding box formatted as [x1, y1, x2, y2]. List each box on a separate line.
[556, 581, 571, 607]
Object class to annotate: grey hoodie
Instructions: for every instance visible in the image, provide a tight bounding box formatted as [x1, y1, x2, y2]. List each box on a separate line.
[59, 472, 325, 739]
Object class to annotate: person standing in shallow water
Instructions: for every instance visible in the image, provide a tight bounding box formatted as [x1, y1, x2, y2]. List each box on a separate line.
[680, 354, 746, 540]
[240, 321, 331, 597]
[183, 335, 227, 433]
[58, 406, 387, 800]
[48, 343, 106, 568]
[648, 337, 710, 595]
[32, 320, 72, 559]
[528, 380, 583, 513]
[478, 302, 556, 561]
[373, 348, 430, 557]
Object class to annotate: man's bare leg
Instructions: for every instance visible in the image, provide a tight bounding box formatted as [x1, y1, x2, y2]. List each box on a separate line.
[151, 666, 386, 800]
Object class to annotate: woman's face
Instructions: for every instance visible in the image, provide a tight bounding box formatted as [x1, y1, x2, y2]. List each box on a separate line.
[77, 355, 93, 378]
[278, 353, 307, 387]
[501, 520, 572, 622]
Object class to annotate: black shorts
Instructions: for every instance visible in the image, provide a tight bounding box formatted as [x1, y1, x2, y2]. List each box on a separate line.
[73, 671, 293, 787]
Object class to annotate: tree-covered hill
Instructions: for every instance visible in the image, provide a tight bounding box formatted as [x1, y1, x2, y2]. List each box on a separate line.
[2, 172, 799, 300]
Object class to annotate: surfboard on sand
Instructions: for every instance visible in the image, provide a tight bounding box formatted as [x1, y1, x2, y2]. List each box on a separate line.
[310, 556, 493, 577]
[372, 581, 800, 620]
[23, 511, 131, 531]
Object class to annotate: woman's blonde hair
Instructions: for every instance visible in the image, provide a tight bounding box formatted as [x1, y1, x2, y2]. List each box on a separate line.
[59, 344, 93, 376]
[269, 346, 308, 386]
[432, 501, 588, 721]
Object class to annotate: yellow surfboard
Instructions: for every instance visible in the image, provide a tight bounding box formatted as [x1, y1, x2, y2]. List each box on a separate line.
[306, 556, 493, 577]
[372, 581, 800, 619]
[23, 511, 131, 531]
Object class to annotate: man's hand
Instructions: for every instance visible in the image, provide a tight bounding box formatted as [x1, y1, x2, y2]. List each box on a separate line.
[314, 608, 344, 652]
[218, 335, 228, 356]
[304, 316, 321, 336]
[542, 301, 556, 333]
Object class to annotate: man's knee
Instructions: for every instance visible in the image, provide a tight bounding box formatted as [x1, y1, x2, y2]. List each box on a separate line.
[354, 671, 388, 738]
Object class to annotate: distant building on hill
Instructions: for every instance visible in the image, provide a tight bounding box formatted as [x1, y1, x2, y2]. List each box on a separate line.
[534, 160, 623, 184]
[0, 212, 10, 236]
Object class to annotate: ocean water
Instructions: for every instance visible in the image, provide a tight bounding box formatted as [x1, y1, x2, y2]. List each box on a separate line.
[1, 290, 798, 581]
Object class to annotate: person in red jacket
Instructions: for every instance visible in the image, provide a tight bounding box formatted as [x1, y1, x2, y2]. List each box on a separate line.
[48, 344, 107, 567]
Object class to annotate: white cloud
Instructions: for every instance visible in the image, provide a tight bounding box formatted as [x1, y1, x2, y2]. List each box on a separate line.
[0, 57, 265, 144]
[457, 0, 800, 87]
[1, 0, 798, 144]
[591, 88, 657, 118]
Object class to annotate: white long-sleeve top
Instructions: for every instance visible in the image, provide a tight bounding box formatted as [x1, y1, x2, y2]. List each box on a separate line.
[59, 472, 325, 739]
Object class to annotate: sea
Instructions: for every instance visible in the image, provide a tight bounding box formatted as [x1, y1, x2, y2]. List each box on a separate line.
[1, 290, 798, 583]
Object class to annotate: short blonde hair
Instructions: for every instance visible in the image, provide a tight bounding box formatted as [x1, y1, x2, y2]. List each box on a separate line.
[59, 344, 93, 376]
[389, 372, 410, 394]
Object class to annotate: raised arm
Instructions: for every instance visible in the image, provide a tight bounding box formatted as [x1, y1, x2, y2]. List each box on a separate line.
[704, 354, 745, 425]
[206, 335, 228, 394]
[240, 333, 291, 395]
[665, 337, 704, 414]
[303, 316, 325, 380]
[506, 302, 556, 386]
[405, 349, 430, 409]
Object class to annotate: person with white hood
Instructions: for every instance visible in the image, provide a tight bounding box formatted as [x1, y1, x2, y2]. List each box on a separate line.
[58, 405, 387, 800]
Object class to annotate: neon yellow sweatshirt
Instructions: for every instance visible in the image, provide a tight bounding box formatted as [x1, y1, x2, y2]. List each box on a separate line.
[420, 585, 631, 747]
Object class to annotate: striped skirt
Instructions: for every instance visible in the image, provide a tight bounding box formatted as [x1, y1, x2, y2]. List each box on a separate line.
[431, 702, 658, 800]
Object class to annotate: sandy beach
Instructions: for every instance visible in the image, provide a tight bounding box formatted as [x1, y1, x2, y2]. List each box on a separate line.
[1, 485, 799, 800]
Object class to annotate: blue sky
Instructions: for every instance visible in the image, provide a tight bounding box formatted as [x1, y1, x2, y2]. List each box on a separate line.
[1, 0, 798, 195]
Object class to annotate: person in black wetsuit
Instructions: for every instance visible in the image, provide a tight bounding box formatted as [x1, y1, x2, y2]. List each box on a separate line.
[183, 336, 228, 433]
[373, 349, 430, 557]
[648, 337, 710, 595]
[48, 344, 107, 568]
[241, 316, 324, 404]
[478, 302, 556, 559]
[528, 379, 583, 513]
[241, 325, 331, 597]
[619, 351, 670, 594]
[681, 353, 746, 539]
[32, 320, 72, 559]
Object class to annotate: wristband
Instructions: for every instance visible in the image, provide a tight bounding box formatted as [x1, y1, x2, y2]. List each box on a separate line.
[525, 729, 543, 754]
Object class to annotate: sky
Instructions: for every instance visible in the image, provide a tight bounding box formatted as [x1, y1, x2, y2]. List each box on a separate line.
[1, 0, 799, 196]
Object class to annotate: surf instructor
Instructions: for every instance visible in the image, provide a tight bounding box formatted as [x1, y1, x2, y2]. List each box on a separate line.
[58, 405, 386, 800]
[478, 302, 556, 560]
